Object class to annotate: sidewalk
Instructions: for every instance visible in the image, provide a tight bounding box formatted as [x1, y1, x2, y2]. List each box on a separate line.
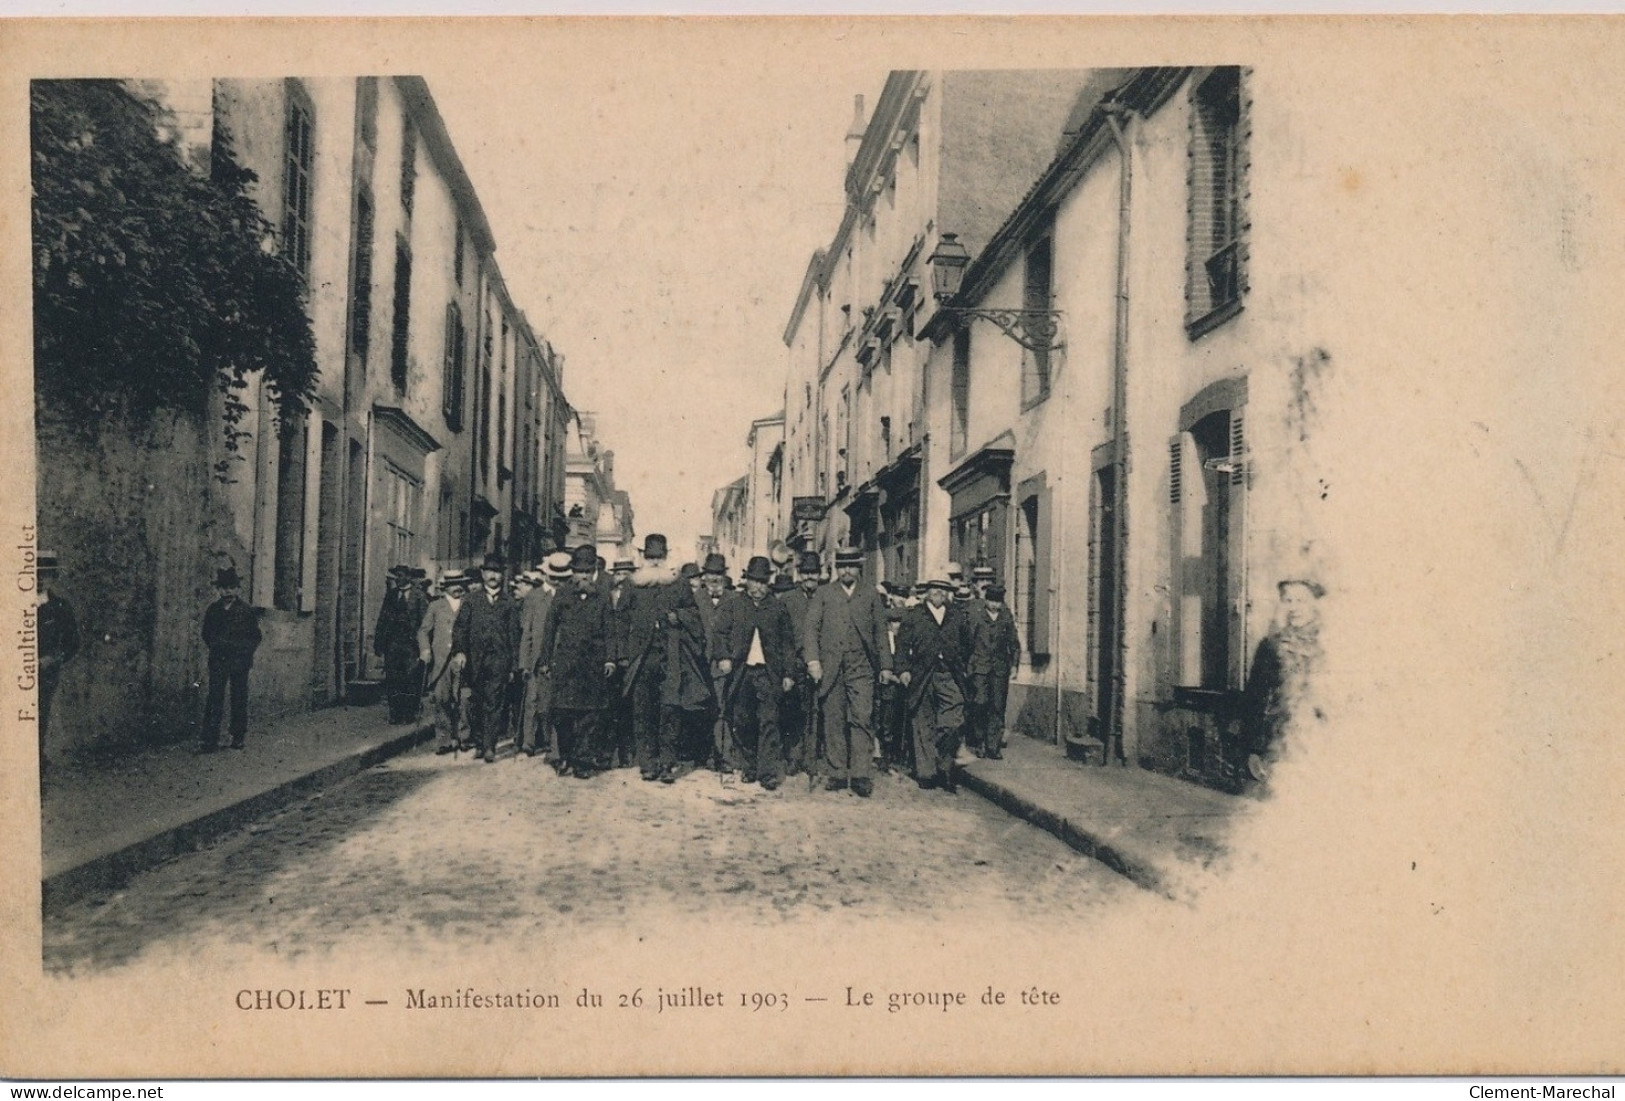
[41, 703, 433, 911]
[956, 733, 1240, 898]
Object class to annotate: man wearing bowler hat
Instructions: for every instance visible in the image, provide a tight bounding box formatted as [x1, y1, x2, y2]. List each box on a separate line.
[450, 552, 521, 763]
[200, 564, 260, 751]
[801, 546, 893, 797]
[618, 534, 680, 780]
[538, 543, 616, 778]
[694, 552, 737, 770]
[897, 578, 974, 791]
[375, 565, 428, 724]
[717, 556, 798, 789]
[966, 581, 1020, 759]
[776, 550, 822, 778]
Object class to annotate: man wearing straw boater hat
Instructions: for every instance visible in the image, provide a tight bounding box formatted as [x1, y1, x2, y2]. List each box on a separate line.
[200, 564, 261, 752]
[517, 553, 571, 759]
[420, 568, 471, 754]
[801, 546, 894, 797]
[34, 550, 79, 782]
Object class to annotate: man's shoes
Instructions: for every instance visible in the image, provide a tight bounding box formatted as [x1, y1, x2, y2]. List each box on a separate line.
[659, 767, 677, 784]
[761, 777, 781, 791]
[741, 772, 757, 785]
[230, 740, 246, 751]
[942, 770, 958, 794]
[915, 775, 937, 790]
[825, 777, 847, 792]
[483, 749, 496, 763]
[985, 749, 1003, 760]
[435, 745, 455, 755]
[850, 777, 873, 798]
[196, 743, 221, 755]
[641, 770, 658, 782]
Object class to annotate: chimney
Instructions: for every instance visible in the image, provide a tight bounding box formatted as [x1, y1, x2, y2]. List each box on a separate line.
[845, 94, 867, 167]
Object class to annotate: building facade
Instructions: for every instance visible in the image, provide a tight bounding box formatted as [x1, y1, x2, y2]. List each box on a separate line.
[779, 71, 1121, 589]
[36, 76, 583, 752]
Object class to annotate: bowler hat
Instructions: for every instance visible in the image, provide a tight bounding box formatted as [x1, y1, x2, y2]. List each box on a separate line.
[834, 547, 863, 568]
[214, 566, 242, 589]
[703, 552, 728, 576]
[388, 564, 415, 579]
[570, 544, 598, 571]
[797, 551, 821, 575]
[742, 556, 773, 583]
[642, 533, 669, 559]
[480, 552, 506, 572]
[984, 583, 1006, 602]
[771, 574, 796, 593]
[679, 562, 701, 582]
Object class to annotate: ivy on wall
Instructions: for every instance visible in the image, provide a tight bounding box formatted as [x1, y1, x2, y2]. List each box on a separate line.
[31, 79, 318, 480]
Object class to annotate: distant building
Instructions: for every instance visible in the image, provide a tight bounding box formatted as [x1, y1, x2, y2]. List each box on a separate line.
[563, 410, 635, 562]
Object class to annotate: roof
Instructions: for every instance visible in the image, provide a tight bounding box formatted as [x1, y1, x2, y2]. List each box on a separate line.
[393, 77, 497, 258]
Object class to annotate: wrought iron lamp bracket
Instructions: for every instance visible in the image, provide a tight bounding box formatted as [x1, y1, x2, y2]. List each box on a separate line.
[943, 307, 1064, 354]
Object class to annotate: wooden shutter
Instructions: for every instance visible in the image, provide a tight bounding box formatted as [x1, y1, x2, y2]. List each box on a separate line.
[1227, 407, 1250, 689]
[1031, 485, 1052, 657]
[1085, 471, 1101, 712]
[1168, 433, 1185, 687]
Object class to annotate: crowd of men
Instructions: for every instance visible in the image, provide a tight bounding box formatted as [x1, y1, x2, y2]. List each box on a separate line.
[370, 533, 1022, 798]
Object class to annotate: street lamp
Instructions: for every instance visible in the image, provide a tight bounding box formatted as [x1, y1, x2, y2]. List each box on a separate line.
[926, 232, 1063, 355]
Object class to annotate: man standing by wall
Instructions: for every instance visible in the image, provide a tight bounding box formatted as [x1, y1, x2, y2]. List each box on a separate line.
[420, 569, 469, 755]
[897, 578, 973, 792]
[718, 556, 798, 790]
[376, 565, 429, 724]
[450, 553, 520, 764]
[200, 565, 260, 752]
[35, 550, 78, 784]
[966, 581, 1020, 759]
[802, 547, 893, 798]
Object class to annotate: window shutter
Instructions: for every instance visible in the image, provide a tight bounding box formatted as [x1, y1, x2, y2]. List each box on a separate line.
[1085, 473, 1100, 710]
[1031, 486, 1052, 656]
[1227, 407, 1250, 689]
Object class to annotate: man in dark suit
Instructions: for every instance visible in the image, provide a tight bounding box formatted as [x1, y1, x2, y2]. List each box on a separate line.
[966, 581, 1021, 758]
[717, 556, 798, 790]
[200, 565, 261, 752]
[801, 547, 894, 797]
[897, 578, 974, 792]
[605, 557, 637, 768]
[450, 553, 521, 764]
[375, 565, 429, 723]
[694, 552, 736, 771]
[539, 544, 616, 778]
[776, 551, 821, 780]
[621, 533, 680, 781]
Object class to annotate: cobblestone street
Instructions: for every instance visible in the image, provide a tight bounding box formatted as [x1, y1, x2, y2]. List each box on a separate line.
[44, 746, 1134, 974]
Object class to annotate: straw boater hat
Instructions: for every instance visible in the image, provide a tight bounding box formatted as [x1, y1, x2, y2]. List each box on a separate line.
[612, 559, 635, 575]
[834, 547, 863, 568]
[971, 563, 996, 581]
[37, 551, 59, 578]
[922, 578, 956, 593]
[438, 568, 467, 588]
[544, 551, 573, 580]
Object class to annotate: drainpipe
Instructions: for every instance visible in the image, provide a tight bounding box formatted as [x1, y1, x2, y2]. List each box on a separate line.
[1102, 101, 1137, 766]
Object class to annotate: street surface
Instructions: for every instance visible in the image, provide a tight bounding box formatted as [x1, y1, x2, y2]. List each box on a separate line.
[44, 747, 1133, 974]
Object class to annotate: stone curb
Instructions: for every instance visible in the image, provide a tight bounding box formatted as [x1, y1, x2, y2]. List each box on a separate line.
[953, 763, 1173, 898]
[42, 722, 435, 914]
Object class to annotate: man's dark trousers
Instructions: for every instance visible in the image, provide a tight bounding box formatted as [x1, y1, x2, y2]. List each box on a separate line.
[203, 658, 250, 747]
[731, 665, 783, 784]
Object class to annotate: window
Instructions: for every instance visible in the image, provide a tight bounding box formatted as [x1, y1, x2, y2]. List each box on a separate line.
[356, 77, 378, 152]
[1015, 475, 1051, 657]
[381, 459, 421, 569]
[1186, 67, 1247, 337]
[497, 319, 509, 480]
[282, 86, 315, 284]
[478, 312, 493, 484]
[400, 115, 417, 217]
[453, 219, 465, 287]
[273, 416, 309, 612]
[390, 234, 412, 391]
[1021, 232, 1053, 407]
[350, 186, 374, 358]
[442, 301, 466, 430]
[950, 328, 971, 459]
[1169, 379, 1249, 691]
